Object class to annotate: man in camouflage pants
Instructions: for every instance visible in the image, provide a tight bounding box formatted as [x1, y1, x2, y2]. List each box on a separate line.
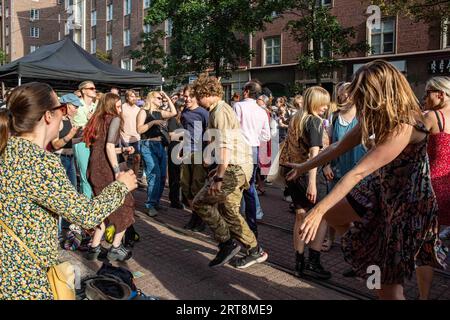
[192, 74, 268, 268]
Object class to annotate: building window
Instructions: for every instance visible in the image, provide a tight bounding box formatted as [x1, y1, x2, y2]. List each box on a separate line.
[143, 24, 151, 33]
[106, 33, 112, 51]
[264, 36, 281, 65]
[30, 9, 40, 21]
[317, 0, 332, 6]
[124, 0, 132, 16]
[91, 38, 97, 54]
[121, 58, 132, 71]
[5, 25, 9, 37]
[106, 4, 113, 21]
[369, 18, 395, 55]
[91, 10, 97, 26]
[30, 45, 38, 53]
[5, 7, 9, 18]
[124, 29, 131, 47]
[144, 0, 151, 9]
[165, 19, 173, 37]
[442, 19, 450, 49]
[30, 27, 40, 38]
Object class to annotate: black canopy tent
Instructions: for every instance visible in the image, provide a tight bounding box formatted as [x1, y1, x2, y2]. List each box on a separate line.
[0, 37, 162, 91]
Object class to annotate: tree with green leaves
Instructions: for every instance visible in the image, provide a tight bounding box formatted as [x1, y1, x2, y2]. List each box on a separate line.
[371, 0, 450, 23]
[0, 50, 7, 65]
[95, 50, 112, 64]
[130, 30, 166, 74]
[138, 0, 289, 84]
[284, 0, 370, 86]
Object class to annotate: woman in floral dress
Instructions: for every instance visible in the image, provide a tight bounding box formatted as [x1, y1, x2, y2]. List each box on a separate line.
[0, 83, 137, 300]
[286, 60, 446, 300]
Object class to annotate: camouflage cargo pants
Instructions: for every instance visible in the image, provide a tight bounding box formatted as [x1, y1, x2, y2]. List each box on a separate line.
[192, 164, 257, 249]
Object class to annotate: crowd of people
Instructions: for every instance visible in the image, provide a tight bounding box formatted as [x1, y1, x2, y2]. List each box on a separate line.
[0, 59, 450, 300]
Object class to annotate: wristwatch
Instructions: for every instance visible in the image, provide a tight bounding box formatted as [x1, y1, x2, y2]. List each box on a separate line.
[213, 176, 224, 183]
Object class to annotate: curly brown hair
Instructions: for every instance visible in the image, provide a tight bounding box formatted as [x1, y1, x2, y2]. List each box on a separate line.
[192, 73, 224, 99]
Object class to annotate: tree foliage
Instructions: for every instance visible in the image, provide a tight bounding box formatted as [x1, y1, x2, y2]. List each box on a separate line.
[130, 30, 166, 74]
[138, 0, 289, 83]
[371, 0, 450, 23]
[95, 50, 112, 64]
[284, 0, 369, 85]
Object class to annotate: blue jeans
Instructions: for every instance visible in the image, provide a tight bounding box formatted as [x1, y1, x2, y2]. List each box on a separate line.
[240, 190, 264, 219]
[58, 154, 77, 238]
[140, 140, 167, 209]
[73, 142, 93, 199]
[242, 147, 260, 234]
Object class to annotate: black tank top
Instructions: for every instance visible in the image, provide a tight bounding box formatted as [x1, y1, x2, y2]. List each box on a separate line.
[141, 110, 164, 140]
[59, 119, 73, 149]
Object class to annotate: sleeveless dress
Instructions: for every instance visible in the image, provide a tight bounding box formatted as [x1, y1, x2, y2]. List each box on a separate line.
[342, 123, 447, 284]
[427, 110, 450, 226]
[87, 115, 135, 233]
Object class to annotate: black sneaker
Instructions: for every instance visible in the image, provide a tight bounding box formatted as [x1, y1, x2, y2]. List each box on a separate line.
[302, 261, 332, 280]
[234, 247, 268, 269]
[191, 219, 206, 232]
[170, 202, 185, 210]
[155, 204, 168, 212]
[209, 240, 241, 267]
[107, 244, 132, 262]
[85, 245, 108, 261]
[184, 214, 198, 230]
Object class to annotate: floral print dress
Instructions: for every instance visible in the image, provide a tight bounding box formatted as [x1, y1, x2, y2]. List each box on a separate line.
[0, 137, 129, 300]
[342, 123, 447, 284]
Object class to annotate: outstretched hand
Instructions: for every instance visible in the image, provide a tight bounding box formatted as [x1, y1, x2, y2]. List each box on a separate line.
[299, 207, 325, 244]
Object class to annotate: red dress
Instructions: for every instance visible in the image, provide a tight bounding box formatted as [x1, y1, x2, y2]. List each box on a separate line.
[428, 110, 450, 226]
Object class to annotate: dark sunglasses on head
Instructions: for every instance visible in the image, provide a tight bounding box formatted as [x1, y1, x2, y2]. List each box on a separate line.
[50, 103, 68, 116]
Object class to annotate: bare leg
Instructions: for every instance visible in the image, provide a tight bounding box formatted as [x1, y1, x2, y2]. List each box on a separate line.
[416, 266, 434, 300]
[294, 208, 307, 254]
[377, 284, 405, 300]
[91, 222, 106, 247]
[323, 198, 362, 235]
[112, 230, 126, 247]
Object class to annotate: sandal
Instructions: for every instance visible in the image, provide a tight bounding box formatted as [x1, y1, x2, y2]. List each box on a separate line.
[321, 239, 333, 252]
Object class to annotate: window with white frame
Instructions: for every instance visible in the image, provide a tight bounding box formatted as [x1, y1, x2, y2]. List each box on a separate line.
[124, 29, 131, 46]
[91, 10, 97, 26]
[65, 22, 70, 35]
[369, 18, 395, 55]
[264, 36, 281, 65]
[121, 58, 132, 71]
[30, 45, 38, 53]
[5, 7, 9, 18]
[143, 23, 151, 33]
[30, 27, 40, 38]
[106, 4, 113, 21]
[442, 19, 450, 48]
[165, 19, 173, 37]
[91, 38, 97, 54]
[5, 25, 9, 37]
[124, 0, 132, 15]
[144, 0, 151, 9]
[30, 9, 40, 21]
[106, 33, 112, 51]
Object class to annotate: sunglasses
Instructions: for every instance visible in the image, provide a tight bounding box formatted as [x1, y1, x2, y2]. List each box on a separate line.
[50, 103, 68, 116]
[83, 87, 96, 91]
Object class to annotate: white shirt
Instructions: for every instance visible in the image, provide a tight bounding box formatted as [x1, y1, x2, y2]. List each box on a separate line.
[233, 98, 271, 147]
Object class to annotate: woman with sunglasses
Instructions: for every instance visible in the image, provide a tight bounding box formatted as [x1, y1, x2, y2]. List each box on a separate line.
[416, 76, 450, 300]
[137, 91, 177, 217]
[0, 83, 137, 299]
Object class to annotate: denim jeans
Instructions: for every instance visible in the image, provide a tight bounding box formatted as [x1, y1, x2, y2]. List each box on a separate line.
[140, 140, 167, 209]
[73, 142, 93, 199]
[58, 154, 77, 237]
[242, 147, 260, 234]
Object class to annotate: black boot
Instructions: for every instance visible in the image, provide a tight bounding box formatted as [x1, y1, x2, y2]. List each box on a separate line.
[294, 252, 305, 277]
[191, 215, 206, 232]
[303, 248, 331, 280]
[184, 213, 198, 230]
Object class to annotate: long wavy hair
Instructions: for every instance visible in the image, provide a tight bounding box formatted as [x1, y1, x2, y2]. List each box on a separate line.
[83, 93, 122, 147]
[347, 60, 423, 147]
[290, 86, 330, 141]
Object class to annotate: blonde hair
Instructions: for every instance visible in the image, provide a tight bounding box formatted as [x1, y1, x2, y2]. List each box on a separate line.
[290, 86, 330, 141]
[143, 91, 161, 112]
[347, 59, 422, 147]
[426, 76, 450, 97]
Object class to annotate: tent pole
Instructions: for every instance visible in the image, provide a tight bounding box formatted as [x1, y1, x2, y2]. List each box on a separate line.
[18, 75, 22, 86]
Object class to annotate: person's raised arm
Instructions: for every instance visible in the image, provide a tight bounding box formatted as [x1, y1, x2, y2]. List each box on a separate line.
[299, 124, 413, 243]
[160, 92, 177, 119]
[286, 123, 362, 181]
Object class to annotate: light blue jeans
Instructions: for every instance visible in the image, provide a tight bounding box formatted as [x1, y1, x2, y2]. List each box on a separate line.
[140, 140, 167, 209]
[73, 142, 93, 199]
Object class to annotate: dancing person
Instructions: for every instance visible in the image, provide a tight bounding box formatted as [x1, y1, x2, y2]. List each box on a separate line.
[416, 76, 450, 300]
[0, 83, 137, 299]
[286, 60, 446, 300]
[137, 91, 176, 217]
[191, 74, 268, 269]
[83, 93, 136, 261]
[279, 86, 331, 280]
